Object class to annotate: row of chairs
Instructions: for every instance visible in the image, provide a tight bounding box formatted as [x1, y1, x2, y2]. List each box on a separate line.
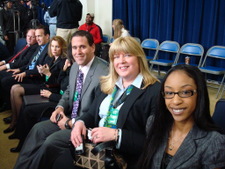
[102, 34, 141, 44]
[141, 39, 225, 98]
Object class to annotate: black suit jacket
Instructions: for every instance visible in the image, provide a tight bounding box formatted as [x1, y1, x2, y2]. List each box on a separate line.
[19, 43, 50, 76]
[6, 43, 38, 69]
[80, 81, 161, 168]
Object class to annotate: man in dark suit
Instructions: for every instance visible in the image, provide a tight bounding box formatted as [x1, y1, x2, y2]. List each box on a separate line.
[14, 30, 109, 169]
[0, 28, 37, 74]
[0, 25, 51, 112]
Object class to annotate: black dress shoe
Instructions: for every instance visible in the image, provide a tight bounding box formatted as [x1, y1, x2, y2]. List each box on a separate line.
[3, 116, 12, 124]
[10, 146, 21, 153]
[8, 133, 18, 139]
[10, 140, 23, 153]
[3, 126, 15, 133]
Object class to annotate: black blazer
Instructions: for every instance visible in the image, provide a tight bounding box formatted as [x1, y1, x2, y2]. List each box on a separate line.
[7, 43, 38, 69]
[20, 43, 51, 76]
[80, 81, 161, 168]
[48, 64, 70, 103]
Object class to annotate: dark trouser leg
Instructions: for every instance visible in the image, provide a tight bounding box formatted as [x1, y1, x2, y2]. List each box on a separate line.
[29, 128, 72, 169]
[14, 120, 60, 169]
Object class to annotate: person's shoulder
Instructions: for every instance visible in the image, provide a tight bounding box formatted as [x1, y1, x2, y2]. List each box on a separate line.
[94, 57, 109, 67]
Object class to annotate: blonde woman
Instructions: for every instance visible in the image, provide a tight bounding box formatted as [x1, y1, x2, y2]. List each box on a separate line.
[112, 19, 130, 39]
[71, 36, 160, 169]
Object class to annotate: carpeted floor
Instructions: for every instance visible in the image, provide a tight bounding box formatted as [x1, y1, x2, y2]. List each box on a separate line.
[0, 84, 222, 169]
[0, 110, 19, 169]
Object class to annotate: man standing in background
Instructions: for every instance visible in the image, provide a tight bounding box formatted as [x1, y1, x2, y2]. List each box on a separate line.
[79, 13, 103, 57]
[49, 0, 83, 43]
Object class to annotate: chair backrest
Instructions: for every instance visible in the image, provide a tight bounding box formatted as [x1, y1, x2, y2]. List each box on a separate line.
[201, 46, 225, 66]
[174, 43, 204, 67]
[14, 38, 26, 54]
[212, 99, 225, 132]
[158, 40, 180, 53]
[102, 34, 110, 44]
[141, 38, 159, 50]
[110, 37, 114, 43]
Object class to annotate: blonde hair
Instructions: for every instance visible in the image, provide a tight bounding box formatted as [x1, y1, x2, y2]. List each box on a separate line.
[48, 36, 67, 58]
[112, 19, 125, 39]
[100, 36, 159, 94]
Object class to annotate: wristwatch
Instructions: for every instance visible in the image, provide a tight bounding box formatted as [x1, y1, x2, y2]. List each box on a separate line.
[64, 119, 71, 129]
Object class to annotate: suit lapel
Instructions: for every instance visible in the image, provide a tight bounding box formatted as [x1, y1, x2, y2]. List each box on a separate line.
[167, 126, 207, 168]
[81, 58, 98, 97]
[117, 86, 145, 128]
[70, 64, 79, 103]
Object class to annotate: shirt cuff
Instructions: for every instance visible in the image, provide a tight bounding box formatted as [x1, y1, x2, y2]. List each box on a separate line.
[116, 129, 122, 149]
[6, 63, 10, 69]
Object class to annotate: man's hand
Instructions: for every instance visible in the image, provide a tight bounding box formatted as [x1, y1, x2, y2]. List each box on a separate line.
[12, 72, 26, 82]
[7, 68, 20, 74]
[0, 65, 6, 71]
[71, 121, 87, 147]
[57, 114, 69, 130]
[0, 61, 5, 66]
[50, 107, 64, 123]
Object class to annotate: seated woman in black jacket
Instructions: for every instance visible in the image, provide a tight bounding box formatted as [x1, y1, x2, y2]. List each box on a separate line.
[3, 36, 67, 135]
[9, 59, 72, 152]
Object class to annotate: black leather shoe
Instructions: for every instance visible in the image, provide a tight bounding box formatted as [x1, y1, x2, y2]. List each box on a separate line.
[8, 133, 18, 139]
[10, 140, 23, 153]
[10, 146, 21, 153]
[3, 126, 15, 133]
[3, 116, 12, 124]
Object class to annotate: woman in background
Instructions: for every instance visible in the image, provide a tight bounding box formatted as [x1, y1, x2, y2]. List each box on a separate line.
[112, 19, 130, 39]
[139, 64, 225, 169]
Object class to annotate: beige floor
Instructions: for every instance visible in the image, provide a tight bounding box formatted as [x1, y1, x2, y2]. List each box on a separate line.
[0, 85, 222, 169]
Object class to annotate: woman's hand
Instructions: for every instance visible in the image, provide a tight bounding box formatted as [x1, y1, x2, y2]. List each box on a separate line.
[42, 64, 51, 76]
[63, 59, 71, 71]
[91, 127, 117, 144]
[37, 65, 44, 74]
[40, 89, 52, 98]
[71, 121, 87, 147]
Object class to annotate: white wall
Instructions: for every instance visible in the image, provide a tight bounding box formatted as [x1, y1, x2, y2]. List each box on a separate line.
[79, 0, 112, 37]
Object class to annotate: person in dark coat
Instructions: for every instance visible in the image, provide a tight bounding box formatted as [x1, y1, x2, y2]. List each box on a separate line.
[3, 36, 67, 135]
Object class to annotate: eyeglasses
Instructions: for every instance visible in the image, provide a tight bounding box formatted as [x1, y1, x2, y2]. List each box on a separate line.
[162, 90, 197, 99]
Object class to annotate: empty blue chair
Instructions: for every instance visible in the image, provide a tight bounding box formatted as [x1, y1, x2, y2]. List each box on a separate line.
[173, 43, 204, 67]
[141, 38, 159, 61]
[102, 34, 110, 44]
[212, 99, 225, 132]
[199, 46, 225, 98]
[14, 38, 26, 55]
[150, 40, 180, 75]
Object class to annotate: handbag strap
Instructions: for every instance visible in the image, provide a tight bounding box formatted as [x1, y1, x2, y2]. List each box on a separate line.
[91, 141, 116, 155]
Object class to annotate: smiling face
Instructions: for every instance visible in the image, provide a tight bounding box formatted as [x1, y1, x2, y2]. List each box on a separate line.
[71, 36, 95, 66]
[113, 52, 140, 83]
[50, 40, 62, 58]
[35, 28, 49, 46]
[164, 70, 197, 124]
